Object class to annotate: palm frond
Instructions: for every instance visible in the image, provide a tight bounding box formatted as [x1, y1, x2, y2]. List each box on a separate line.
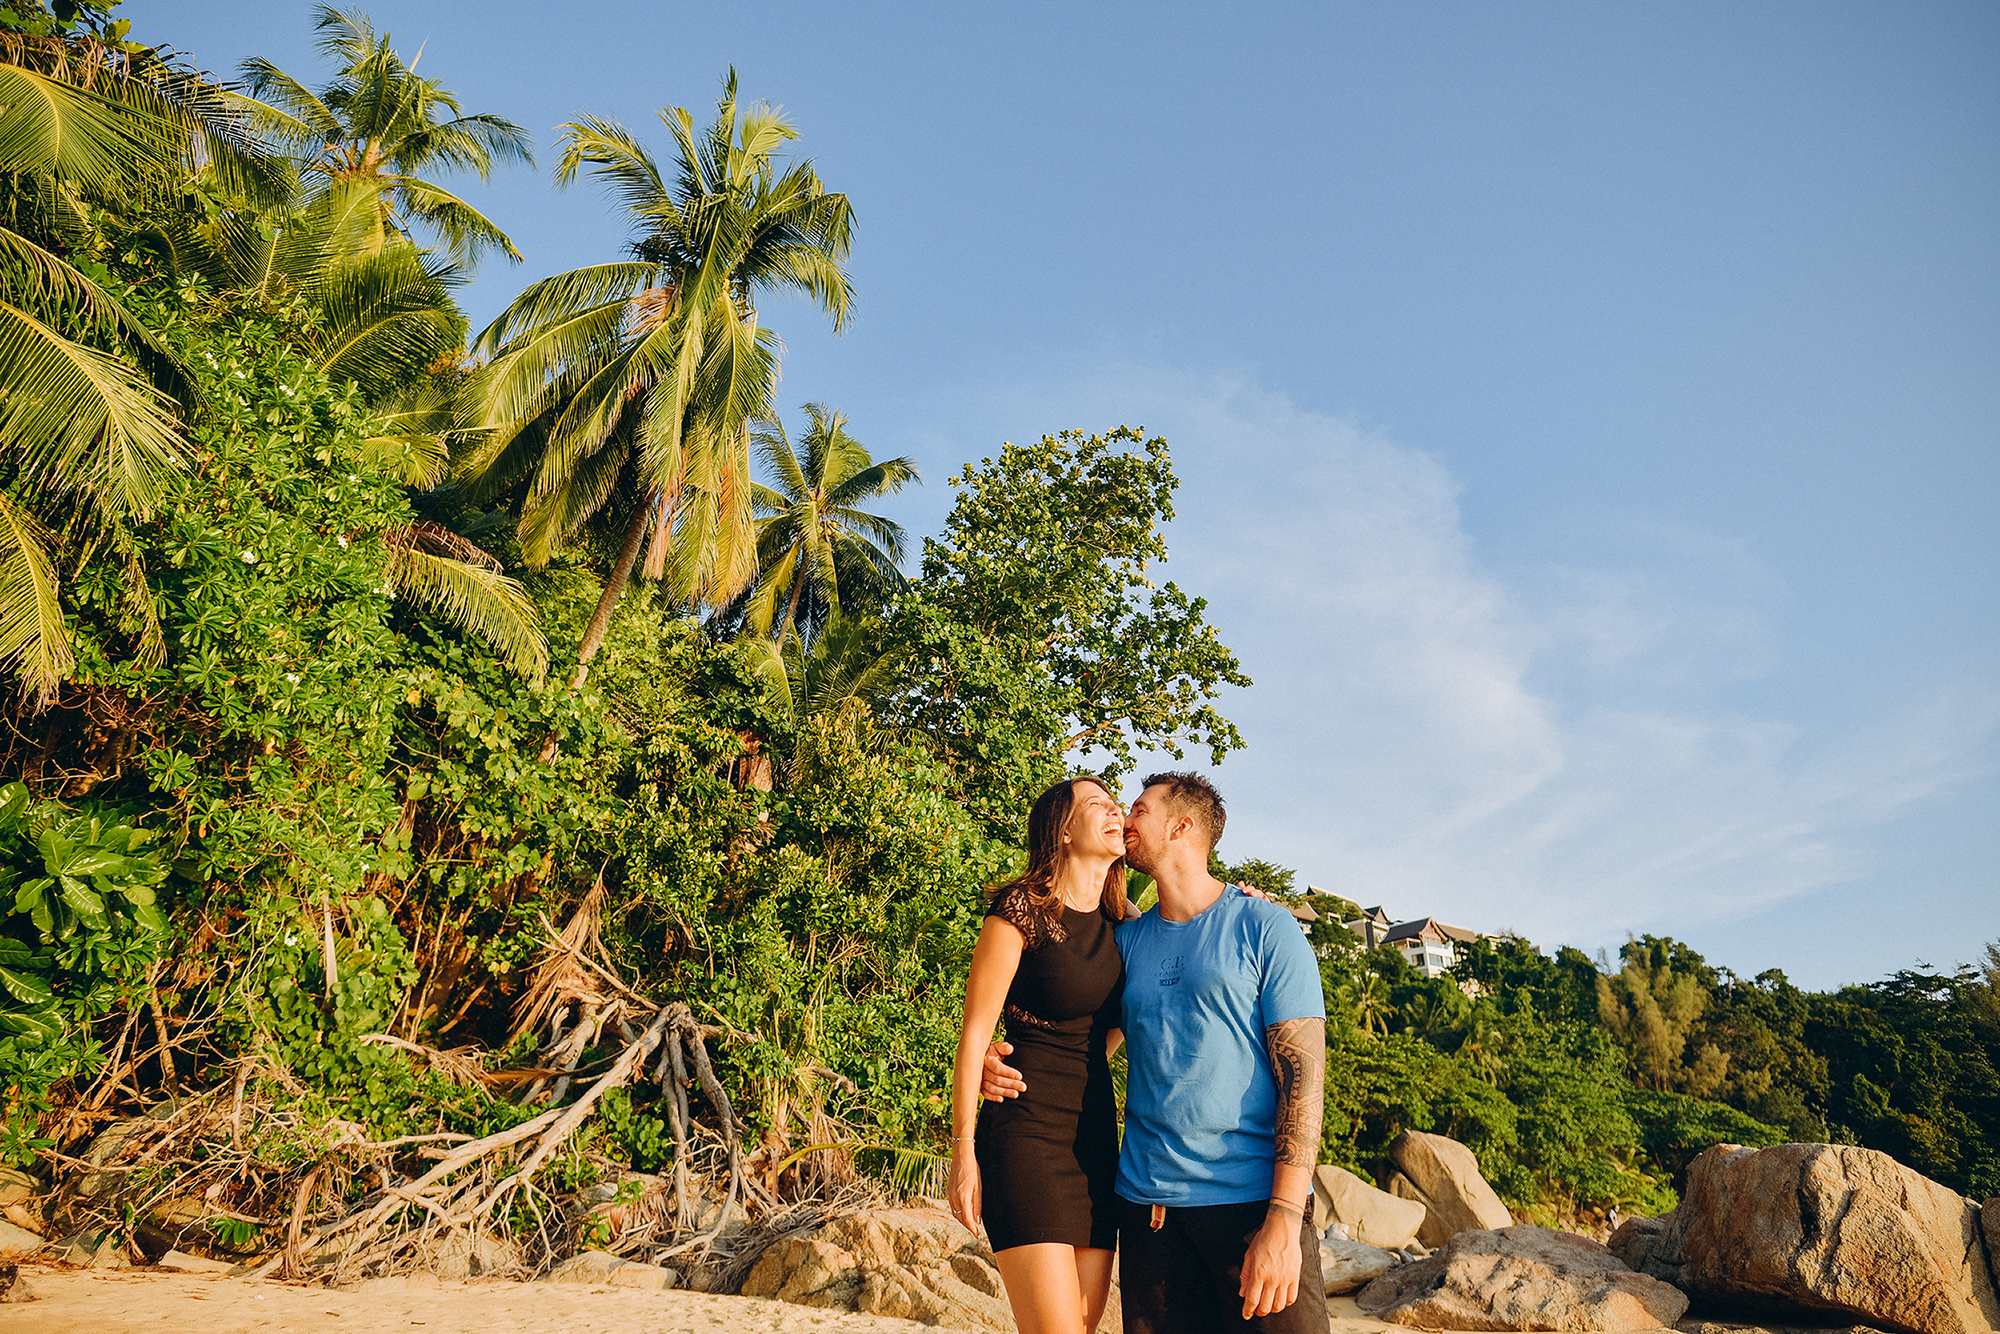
[363, 380, 459, 487]
[390, 174, 522, 265]
[234, 57, 346, 149]
[307, 243, 466, 402]
[396, 111, 535, 177]
[0, 298, 182, 518]
[379, 529, 548, 680]
[469, 262, 654, 359]
[0, 491, 72, 708]
[0, 63, 169, 191]
[735, 634, 794, 713]
[556, 115, 670, 218]
[516, 415, 633, 566]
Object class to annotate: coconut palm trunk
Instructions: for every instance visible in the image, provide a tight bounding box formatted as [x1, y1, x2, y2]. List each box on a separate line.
[572, 492, 658, 689]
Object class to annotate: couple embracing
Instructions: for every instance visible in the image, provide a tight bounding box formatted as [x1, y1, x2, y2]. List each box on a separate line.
[948, 772, 1328, 1334]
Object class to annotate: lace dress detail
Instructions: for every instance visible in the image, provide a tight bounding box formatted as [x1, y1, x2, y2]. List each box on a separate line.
[988, 886, 1066, 949]
[1004, 1002, 1060, 1032]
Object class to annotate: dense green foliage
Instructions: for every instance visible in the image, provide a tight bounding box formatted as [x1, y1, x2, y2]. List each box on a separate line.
[1, 7, 1992, 1242]
[1294, 919, 2000, 1213]
[0, 782, 169, 1160]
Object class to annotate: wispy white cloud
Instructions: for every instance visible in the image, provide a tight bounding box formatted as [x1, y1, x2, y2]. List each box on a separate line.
[985, 364, 2000, 961]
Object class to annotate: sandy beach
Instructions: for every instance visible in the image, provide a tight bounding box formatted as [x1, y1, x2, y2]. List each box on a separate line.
[0, 1265, 1406, 1333]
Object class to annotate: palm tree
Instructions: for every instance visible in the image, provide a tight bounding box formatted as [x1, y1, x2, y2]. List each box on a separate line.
[741, 609, 905, 727]
[158, 176, 469, 403]
[1354, 972, 1390, 1038]
[0, 33, 543, 700]
[0, 43, 280, 702]
[239, 5, 532, 266]
[462, 71, 854, 688]
[742, 404, 916, 651]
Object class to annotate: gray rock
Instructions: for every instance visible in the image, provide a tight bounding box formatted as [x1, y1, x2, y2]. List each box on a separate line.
[607, 1261, 679, 1290]
[47, 1229, 127, 1268]
[1321, 1236, 1399, 1295]
[155, 1249, 235, 1273]
[1608, 1213, 1667, 1272]
[1357, 1224, 1689, 1331]
[1316, 1164, 1428, 1250]
[0, 1170, 39, 1208]
[422, 1229, 521, 1280]
[546, 1249, 625, 1285]
[1678, 1323, 1893, 1334]
[338, 1273, 445, 1293]
[0, 1263, 34, 1304]
[1387, 1131, 1516, 1249]
[0, 1222, 46, 1256]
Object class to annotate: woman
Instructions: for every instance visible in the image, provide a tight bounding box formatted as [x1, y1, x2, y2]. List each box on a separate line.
[947, 775, 1129, 1334]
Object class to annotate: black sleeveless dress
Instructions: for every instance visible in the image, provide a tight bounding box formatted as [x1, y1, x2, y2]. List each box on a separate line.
[974, 892, 1124, 1253]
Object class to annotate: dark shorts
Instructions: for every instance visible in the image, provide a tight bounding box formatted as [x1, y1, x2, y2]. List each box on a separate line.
[1116, 1196, 1328, 1334]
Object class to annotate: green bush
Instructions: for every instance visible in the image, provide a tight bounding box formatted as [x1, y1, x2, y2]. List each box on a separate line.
[0, 783, 172, 1163]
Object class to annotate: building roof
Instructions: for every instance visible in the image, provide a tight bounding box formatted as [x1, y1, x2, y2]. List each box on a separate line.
[1381, 917, 1480, 946]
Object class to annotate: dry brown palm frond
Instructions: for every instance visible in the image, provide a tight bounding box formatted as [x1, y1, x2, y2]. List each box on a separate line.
[508, 871, 608, 1045]
[357, 1034, 488, 1088]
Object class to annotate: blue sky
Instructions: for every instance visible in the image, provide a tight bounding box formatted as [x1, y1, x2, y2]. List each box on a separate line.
[132, 1, 1998, 989]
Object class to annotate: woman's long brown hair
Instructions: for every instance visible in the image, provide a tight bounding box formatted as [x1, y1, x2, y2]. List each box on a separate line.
[987, 775, 1129, 941]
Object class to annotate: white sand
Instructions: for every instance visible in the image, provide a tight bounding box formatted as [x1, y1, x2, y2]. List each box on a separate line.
[0, 1266, 930, 1334]
[0, 1264, 1404, 1332]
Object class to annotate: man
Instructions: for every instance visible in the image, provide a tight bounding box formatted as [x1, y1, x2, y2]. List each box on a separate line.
[984, 771, 1327, 1332]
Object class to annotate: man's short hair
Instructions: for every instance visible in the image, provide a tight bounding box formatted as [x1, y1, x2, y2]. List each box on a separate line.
[1140, 771, 1226, 852]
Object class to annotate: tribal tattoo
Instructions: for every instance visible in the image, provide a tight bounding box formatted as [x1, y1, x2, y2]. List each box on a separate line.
[1264, 1016, 1326, 1170]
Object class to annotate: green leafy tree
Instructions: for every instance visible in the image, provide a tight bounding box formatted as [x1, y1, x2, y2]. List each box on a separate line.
[463, 72, 854, 686]
[1596, 937, 1728, 1095]
[740, 403, 917, 650]
[889, 427, 1249, 827]
[1209, 854, 1295, 897]
[239, 4, 532, 266]
[1809, 964, 2000, 1196]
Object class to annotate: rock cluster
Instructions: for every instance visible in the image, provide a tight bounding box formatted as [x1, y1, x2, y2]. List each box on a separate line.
[1356, 1223, 1690, 1331]
[740, 1206, 1024, 1330]
[1613, 1142, 2000, 1334]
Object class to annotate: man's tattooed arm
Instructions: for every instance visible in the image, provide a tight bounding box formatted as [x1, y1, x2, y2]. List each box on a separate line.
[1264, 1016, 1325, 1170]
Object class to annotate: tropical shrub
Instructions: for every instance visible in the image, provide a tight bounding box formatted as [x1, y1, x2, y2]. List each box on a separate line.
[0, 782, 171, 1163]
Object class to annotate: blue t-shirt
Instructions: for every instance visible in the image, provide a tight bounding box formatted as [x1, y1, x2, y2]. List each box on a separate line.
[1114, 891, 1326, 1207]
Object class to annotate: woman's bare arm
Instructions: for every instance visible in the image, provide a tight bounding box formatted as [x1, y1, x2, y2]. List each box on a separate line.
[947, 916, 1025, 1232]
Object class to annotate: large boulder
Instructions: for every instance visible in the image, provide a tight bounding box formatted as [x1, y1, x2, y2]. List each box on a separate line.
[1387, 1130, 1514, 1248]
[740, 1207, 1020, 1331]
[1632, 1143, 2000, 1334]
[1317, 1164, 1428, 1249]
[742, 1237, 866, 1309]
[1356, 1224, 1690, 1331]
[1322, 1235, 1400, 1295]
